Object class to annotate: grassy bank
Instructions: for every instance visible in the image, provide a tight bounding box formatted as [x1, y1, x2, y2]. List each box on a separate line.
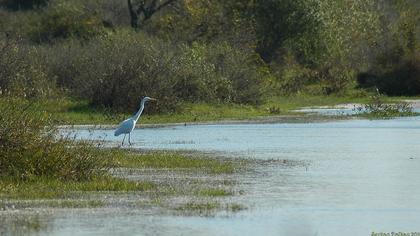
[0, 176, 154, 200]
[10, 93, 409, 125]
[108, 150, 240, 174]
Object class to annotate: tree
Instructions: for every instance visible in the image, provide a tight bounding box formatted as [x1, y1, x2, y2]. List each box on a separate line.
[127, 0, 178, 29]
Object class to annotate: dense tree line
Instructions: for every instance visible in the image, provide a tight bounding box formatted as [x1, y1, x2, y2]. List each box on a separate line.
[0, 0, 419, 112]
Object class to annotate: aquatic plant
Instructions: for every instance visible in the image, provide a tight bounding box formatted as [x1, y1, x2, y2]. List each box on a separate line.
[356, 93, 415, 118]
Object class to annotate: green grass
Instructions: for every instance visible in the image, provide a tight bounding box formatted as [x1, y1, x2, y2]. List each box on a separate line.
[228, 203, 247, 212]
[110, 150, 240, 174]
[0, 176, 154, 200]
[175, 202, 220, 213]
[264, 94, 371, 111]
[46, 200, 104, 208]
[174, 202, 247, 215]
[195, 188, 233, 197]
[4, 93, 417, 126]
[1, 200, 105, 209]
[8, 93, 409, 125]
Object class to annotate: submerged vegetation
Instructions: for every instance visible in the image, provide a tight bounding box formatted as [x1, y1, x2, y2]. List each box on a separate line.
[109, 150, 239, 174]
[356, 94, 416, 118]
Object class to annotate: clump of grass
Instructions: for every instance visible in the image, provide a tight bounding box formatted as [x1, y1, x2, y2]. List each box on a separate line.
[175, 202, 220, 215]
[174, 202, 247, 216]
[196, 188, 233, 197]
[0, 176, 154, 200]
[1, 200, 105, 209]
[356, 93, 415, 118]
[0, 98, 110, 181]
[228, 203, 247, 212]
[111, 150, 239, 174]
[41, 200, 105, 208]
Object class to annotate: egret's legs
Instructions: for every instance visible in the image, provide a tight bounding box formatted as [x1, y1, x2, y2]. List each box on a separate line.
[122, 134, 126, 146]
[128, 133, 132, 145]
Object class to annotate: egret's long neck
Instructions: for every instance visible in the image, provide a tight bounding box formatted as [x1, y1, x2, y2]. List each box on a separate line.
[133, 101, 145, 122]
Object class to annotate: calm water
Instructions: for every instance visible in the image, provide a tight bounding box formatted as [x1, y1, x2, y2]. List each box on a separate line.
[3, 116, 420, 236]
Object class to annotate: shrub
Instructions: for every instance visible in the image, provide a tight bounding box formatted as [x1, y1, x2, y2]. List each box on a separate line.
[29, 0, 106, 42]
[175, 42, 264, 104]
[0, 98, 109, 181]
[73, 31, 179, 113]
[40, 31, 264, 113]
[273, 53, 315, 95]
[0, 36, 55, 98]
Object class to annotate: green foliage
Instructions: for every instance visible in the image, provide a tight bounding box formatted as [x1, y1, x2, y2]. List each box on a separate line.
[0, 36, 54, 98]
[110, 150, 238, 174]
[29, 0, 106, 42]
[196, 188, 232, 197]
[1, 0, 420, 108]
[252, 0, 321, 62]
[0, 176, 154, 199]
[39, 30, 264, 113]
[0, 98, 110, 180]
[176, 42, 264, 104]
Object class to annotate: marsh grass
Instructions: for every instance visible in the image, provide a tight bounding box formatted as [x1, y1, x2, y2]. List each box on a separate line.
[195, 188, 233, 197]
[1, 200, 104, 209]
[43, 200, 104, 208]
[5, 94, 391, 125]
[175, 202, 220, 214]
[229, 203, 247, 212]
[356, 94, 416, 118]
[0, 98, 111, 181]
[174, 202, 247, 216]
[110, 150, 240, 174]
[0, 176, 154, 199]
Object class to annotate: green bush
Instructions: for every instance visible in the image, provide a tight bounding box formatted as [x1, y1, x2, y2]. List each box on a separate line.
[0, 36, 55, 98]
[175, 42, 264, 104]
[51, 31, 177, 113]
[0, 98, 109, 181]
[29, 0, 106, 42]
[39, 30, 264, 113]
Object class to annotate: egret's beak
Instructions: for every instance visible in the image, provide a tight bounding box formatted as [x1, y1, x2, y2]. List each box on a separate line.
[149, 98, 157, 101]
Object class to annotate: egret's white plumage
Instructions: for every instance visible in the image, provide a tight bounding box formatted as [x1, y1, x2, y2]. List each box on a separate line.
[114, 96, 156, 146]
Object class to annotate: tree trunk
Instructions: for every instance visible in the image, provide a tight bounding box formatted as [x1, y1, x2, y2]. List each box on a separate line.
[127, 0, 140, 29]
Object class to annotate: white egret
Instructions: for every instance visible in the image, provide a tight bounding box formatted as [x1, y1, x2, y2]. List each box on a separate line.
[114, 96, 156, 146]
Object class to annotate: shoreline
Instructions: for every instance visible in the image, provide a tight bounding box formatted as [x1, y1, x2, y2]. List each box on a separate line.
[58, 114, 354, 130]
